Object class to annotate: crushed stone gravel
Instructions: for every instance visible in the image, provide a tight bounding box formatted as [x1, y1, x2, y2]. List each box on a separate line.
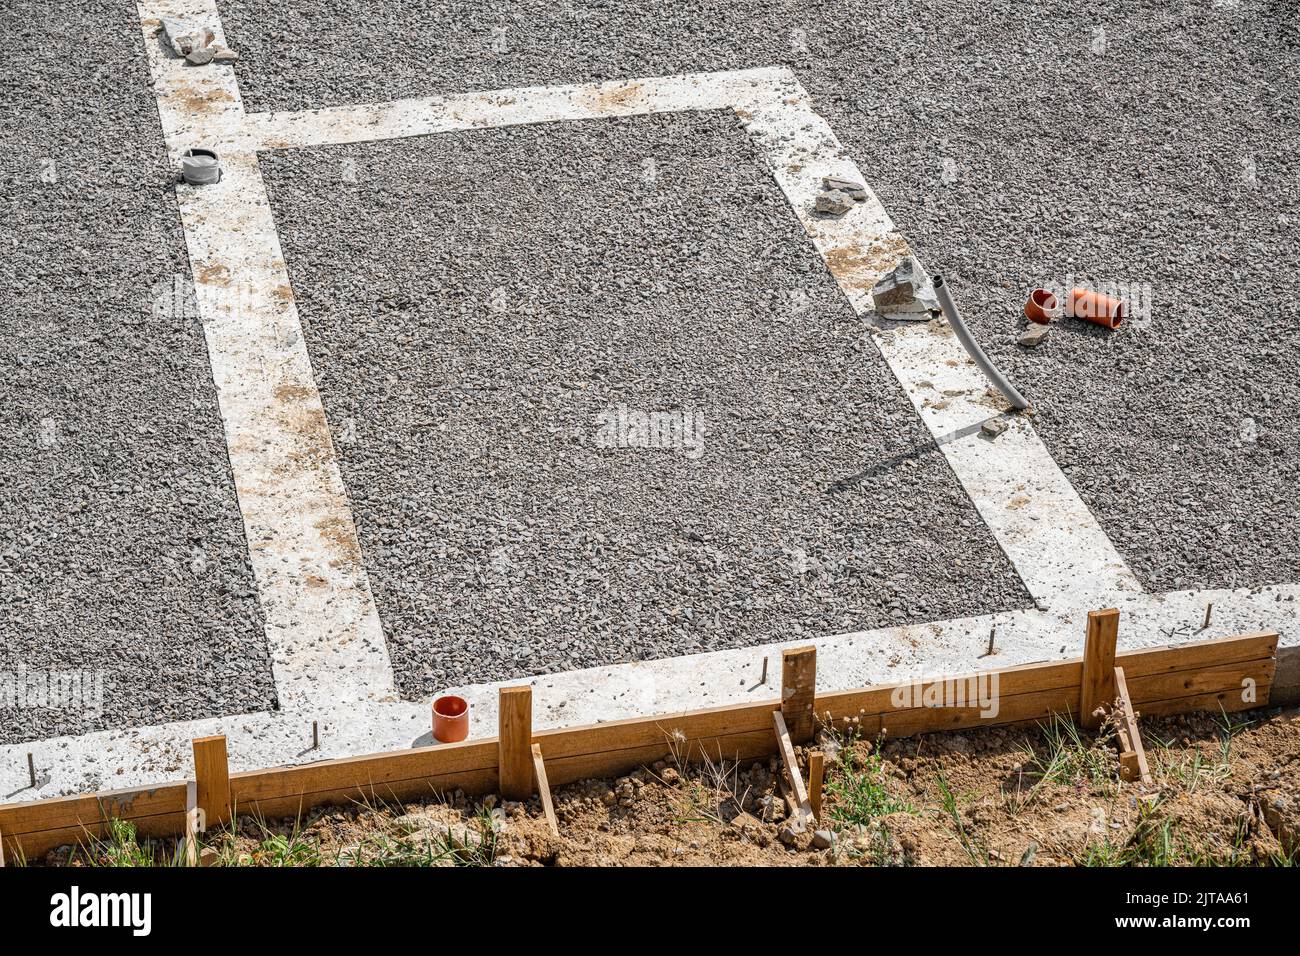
[0, 0, 278, 745]
[222, 0, 1300, 592]
[260, 110, 1032, 695]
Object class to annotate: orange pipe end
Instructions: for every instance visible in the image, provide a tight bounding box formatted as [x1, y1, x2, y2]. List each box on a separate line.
[432, 695, 470, 743]
[1023, 288, 1060, 325]
[1065, 287, 1126, 329]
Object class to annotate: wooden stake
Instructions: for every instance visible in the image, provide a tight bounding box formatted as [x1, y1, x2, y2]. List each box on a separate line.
[1080, 608, 1119, 729]
[530, 744, 559, 837]
[1113, 666, 1152, 785]
[192, 735, 231, 828]
[781, 646, 817, 744]
[772, 710, 814, 829]
[498, 686, 533, 800]
[0, 827, 6, 868]
[183, 780, 201, 867]
[808, 751, 825, 822]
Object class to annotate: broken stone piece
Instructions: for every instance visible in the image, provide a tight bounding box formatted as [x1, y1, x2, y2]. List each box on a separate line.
[870, 255, 940, 317]
[814, 191, 855, 216]
[211, 47, 239, 63]
[822, 175, 867, 200]
[186, 47, 215, 66]
[981, 418, 1009, 439]
[160, 18, 214, 57]
[1017, 323, 1051, 348]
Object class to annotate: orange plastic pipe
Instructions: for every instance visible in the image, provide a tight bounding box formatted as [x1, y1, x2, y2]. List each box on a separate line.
[1024, 288, 1059, 325]
[1065, 287, 1126, 329]
[432, 695, 470, 743]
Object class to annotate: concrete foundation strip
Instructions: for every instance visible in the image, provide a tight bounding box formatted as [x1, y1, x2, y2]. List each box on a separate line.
[0, 0, 1288, 804]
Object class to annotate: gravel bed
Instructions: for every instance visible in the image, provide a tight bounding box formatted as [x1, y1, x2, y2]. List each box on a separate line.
[260, 111, 1032, 695]
[0, 1, 278, 745]
[222, 0, 1300, 592]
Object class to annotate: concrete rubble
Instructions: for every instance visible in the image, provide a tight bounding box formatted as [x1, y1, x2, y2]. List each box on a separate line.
[160, 17, 236, 65]
[981, 418, 1009, 439]
[870, 255, 940, 317]
[814, 175, 868, 216]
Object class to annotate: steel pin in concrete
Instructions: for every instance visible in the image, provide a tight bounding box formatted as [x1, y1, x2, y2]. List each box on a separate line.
[1203, 602, 1214, 630]
[760, 657, 768, 685]
[27, 753, 36, 789]
[312, 720, 319, 750]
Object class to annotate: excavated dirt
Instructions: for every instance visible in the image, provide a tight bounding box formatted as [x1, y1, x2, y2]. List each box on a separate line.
[41, 704, 1300, 867]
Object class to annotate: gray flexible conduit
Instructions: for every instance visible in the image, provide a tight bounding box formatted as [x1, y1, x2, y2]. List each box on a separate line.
[932, 274, 1030, 411]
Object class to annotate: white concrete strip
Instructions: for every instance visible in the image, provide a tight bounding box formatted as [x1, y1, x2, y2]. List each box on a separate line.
[137, 0, 396, 711]
[240, 68, 798, 150]
[4, 584, 1295, 799]
[738, 83, 1144, 609]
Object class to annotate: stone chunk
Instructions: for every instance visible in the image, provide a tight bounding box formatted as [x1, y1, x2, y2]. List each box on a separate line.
[161, 18, 213, 57]
[1017, 323, 1051, 348]
[815, 191, 855, 216]
[981, 418, 1009, 439]
[870, 256, 940, 316]
[822, 176, 868, 200]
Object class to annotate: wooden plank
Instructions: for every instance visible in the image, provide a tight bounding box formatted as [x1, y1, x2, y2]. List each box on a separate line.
[0, 782, 188, 838]
[772, 710, 813, 829]
[820, 663, 1077, 728]
[193, 735, 231, 827]
[534, 699, 777, 761]
[233, 769, 501, 823]
[1137, 683, 1272, 718]
[1080, 608, 1120, 729]
[531, 744, 559, 837]
[1118, 632, 1276, 677]
[4, 810, 189, 862]
[498, 685, 533, 801]
[1118, 750, 1142, 781]
[808, 751, 825, 822]
[817, 632, 1274, 725]
[1113, 666, 1151, 784]
[781, 646, 817, 744]
[183, 780, 200, 867]
[0, 827, 5, 867]
[545, 728, 775, 787]
[231, 738, 498, 805]
[879, 685, 1077, 738]
[1127, 658, 1274, 704]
